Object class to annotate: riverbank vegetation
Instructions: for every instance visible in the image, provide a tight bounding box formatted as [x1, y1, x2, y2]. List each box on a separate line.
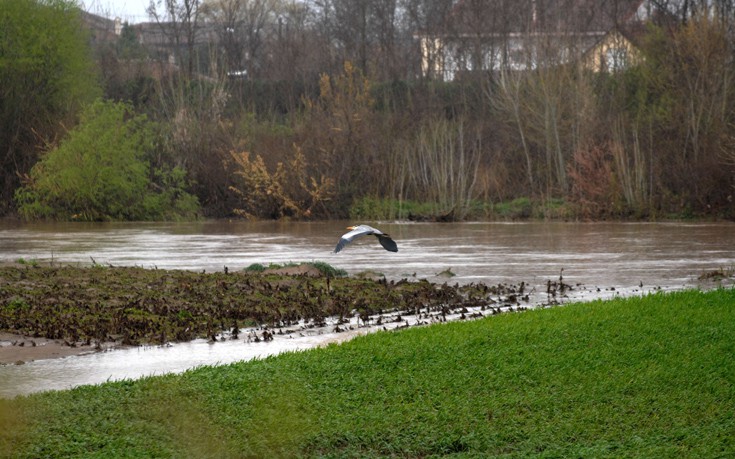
[1, 288, 732, 457]
[14, 100, 199, 221]
[2, 1, 735, 221]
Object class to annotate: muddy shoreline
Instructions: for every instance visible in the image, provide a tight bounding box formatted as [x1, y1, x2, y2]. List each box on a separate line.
[0, 332, 123, 365]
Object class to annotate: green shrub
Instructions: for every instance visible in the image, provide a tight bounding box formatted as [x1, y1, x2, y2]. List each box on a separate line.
[492, 197, 533, 219]
[307, 261, 347, 277]
[0, 0, 100, 214]
[244, 263, 267, 272]
[349, 196, 401, 220]
[349, 196, 441, 220]
[15, 99, 199, 221]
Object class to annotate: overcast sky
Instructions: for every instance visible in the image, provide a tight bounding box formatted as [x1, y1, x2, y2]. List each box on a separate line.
[83, 0, 152, 24]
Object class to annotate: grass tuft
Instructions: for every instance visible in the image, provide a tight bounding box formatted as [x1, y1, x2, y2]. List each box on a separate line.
[243, 263, 267, 272]
[305, 261, 347, 277]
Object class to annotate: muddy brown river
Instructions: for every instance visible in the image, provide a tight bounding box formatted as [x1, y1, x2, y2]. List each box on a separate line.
[1, 220, 733, 397]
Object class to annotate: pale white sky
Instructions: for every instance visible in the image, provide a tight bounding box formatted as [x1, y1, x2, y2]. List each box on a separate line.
[82, 0, 153, 24]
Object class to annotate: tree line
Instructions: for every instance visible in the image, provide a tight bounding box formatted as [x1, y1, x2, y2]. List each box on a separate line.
[2, 0, 734, 221]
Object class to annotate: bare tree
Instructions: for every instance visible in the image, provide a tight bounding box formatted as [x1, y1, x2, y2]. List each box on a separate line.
[401, 0, 454, 78]
[406, 117, 482, 219]
[493, 70, 535, 191]
[201, 0, 242, 73]
[262, 1, 322, 81]
[306, 0, 417, 78]
[147, 0, 202, 78]
[369, 0, 402, 79]
[200, 0, 280, 77]
[333, 0, 371, 72]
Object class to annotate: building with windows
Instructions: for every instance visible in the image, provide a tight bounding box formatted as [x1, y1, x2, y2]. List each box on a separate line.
[416, 0, 652, 80]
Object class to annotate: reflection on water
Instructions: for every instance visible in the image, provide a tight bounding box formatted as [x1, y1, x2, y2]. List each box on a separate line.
[1, 220, 734, 397]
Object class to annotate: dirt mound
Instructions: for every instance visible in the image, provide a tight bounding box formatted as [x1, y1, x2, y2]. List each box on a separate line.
[263, 264, 324, 277]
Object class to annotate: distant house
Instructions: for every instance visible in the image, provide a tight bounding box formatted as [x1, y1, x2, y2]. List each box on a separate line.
[80, 10, 122, 44]
[416, 0, 652, 80]
[80, 8, 226, 81]
[582, 25, 643, 73]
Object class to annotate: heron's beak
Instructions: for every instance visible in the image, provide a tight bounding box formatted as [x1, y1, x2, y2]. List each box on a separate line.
[346, 226, 356, 230]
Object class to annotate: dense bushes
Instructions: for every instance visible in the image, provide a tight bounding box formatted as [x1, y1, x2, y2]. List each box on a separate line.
[0, 0, 99, 215]
[15, 100, 199, 221]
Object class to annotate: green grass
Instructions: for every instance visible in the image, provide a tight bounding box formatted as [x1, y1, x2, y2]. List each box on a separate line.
[2, 289, 734, 458]
[347, 196, 578, 221]
[244, 262, 347, 277]
[349, 196, 441, 221]
[12, 258, 38, 267]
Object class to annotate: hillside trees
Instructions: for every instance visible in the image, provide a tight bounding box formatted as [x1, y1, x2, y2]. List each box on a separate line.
[4, 0, 735, 221]
[0, 0, 100, 215]
[652, 16, 735, 211]
[591, 14, 735, 216]
[489, 6, 735, 218]
[122, 0, 735, 220]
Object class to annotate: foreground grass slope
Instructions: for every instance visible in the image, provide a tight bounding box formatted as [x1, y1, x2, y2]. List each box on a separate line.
[2, 289, 733, 458]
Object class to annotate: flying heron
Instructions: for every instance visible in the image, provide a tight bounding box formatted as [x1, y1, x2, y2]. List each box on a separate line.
[334, 225, 398, 253]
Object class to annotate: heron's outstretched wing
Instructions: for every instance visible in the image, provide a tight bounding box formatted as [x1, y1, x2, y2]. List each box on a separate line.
[334, 225, 398, 253]
[334, 226, 374, 253]
[376, 234, 398, 252]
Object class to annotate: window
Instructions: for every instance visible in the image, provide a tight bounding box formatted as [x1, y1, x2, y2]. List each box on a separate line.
[605, 47, 628, 71]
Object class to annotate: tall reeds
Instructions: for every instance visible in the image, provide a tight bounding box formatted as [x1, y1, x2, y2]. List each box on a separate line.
[405, 117, 481, 220]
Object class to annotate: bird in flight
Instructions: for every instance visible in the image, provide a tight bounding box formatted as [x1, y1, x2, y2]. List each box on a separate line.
[334, 225, 398, 253]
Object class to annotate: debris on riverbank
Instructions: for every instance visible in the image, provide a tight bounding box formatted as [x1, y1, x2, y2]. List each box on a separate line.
[0, 263, 531, 364]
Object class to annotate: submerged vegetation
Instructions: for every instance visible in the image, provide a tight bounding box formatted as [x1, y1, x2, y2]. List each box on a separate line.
[1, 288, 733, 457]
[0, 264, 520, 347]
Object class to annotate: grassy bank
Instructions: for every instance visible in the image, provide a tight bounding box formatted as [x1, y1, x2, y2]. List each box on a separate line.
[347, 195, 729, 222]
[348, 196, 586, 221]
[2, 289, 734, 458]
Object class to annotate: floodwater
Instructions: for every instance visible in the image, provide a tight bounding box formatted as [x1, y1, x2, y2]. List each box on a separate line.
[1, 220, 734, 398]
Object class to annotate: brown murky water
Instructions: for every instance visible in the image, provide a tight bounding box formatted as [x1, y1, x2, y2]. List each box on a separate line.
[1, 220, 733, 397]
